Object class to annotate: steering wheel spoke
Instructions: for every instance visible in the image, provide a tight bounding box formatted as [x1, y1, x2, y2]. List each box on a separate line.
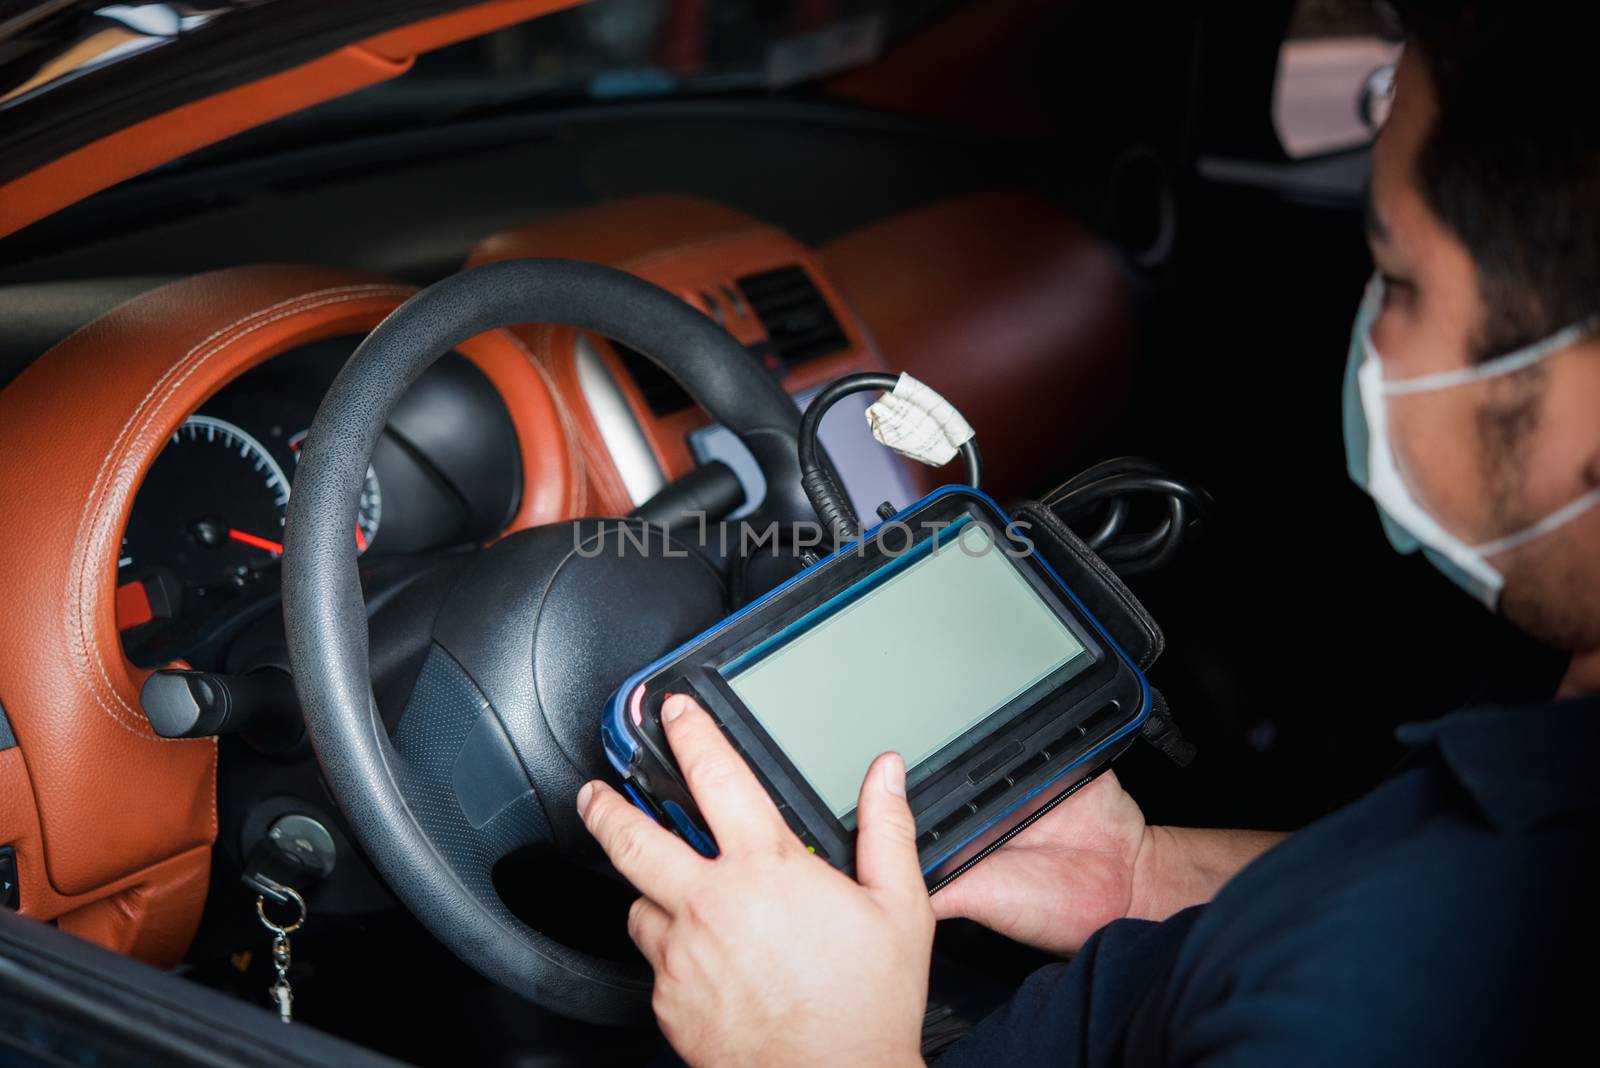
[386, 645, 552, 874]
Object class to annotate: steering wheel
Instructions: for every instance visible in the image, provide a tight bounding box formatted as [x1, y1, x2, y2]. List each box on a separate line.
[281, 259, 818, 1025]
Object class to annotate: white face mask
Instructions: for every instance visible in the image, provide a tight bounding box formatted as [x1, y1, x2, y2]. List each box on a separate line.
[1342, 274, 1600, 608]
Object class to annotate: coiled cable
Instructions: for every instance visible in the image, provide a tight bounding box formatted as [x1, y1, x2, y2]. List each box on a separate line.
[1039, 456, 1212, 576]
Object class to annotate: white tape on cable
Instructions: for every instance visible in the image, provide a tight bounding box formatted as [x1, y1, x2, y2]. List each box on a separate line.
[864, 373, 974, 468]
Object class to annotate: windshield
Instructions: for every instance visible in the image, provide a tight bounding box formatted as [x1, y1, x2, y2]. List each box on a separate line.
[391, 0, 946, 97]
[0, 0, 961, 190]
[288, 0, 956, 128]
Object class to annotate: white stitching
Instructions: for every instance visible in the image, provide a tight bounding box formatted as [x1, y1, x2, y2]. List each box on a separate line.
[67, 285, 413, 739]
[495, 324, 590, 518]
[76, 286, 414, 735]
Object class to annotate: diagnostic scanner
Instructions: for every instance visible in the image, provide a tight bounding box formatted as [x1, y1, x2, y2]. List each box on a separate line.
[601, 486, 1150, 891]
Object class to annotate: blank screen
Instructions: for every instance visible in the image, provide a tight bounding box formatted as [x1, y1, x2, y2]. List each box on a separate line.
[722, 522, 1086, 822]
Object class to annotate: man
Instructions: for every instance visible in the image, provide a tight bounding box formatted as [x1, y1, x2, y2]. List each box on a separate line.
[575, 3, 1600, 1063]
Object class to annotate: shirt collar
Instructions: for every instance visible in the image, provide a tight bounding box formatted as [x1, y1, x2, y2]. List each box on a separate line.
[1396, 696, 1600, 832]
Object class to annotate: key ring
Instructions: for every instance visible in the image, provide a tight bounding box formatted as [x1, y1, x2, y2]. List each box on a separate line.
[255, 881, 306, 936]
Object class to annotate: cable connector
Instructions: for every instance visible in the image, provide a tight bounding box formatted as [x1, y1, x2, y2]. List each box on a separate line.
[798, 372, 981, 542]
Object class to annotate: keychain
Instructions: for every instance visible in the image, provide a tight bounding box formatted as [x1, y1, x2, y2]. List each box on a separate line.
[254, 880, 306, 1023]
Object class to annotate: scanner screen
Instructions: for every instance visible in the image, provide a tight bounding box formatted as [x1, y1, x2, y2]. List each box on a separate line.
[723, 522, 1087, 824]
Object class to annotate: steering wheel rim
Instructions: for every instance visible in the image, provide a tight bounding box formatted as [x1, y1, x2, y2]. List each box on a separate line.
[282, 258, 816, 1024]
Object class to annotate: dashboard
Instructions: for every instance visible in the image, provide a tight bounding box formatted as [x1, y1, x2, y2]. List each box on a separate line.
[0, 191, 1135, 961]
[82, 191, 1143, 685]
[117, 338, 521, 668]
[104, 212, 903, 672]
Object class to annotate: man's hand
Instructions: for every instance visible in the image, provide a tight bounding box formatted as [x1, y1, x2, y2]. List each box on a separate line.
[930, 771, 1149, 955]
[932, 772, 1289, 956]
[578, 694, 932, 1068]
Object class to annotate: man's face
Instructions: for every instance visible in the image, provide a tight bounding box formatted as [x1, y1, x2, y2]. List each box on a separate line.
[1366, 47, 1600, 647]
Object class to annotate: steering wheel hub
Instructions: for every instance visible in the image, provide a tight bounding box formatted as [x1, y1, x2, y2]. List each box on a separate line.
[430, 520, 724, 850]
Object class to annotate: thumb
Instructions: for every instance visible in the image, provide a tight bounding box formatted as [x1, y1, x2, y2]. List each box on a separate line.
[854, 752, 926, 905]
[929, 882, 970, 921]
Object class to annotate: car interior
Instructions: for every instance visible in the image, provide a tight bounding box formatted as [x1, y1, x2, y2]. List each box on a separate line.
[0, 1, 1567, 1065]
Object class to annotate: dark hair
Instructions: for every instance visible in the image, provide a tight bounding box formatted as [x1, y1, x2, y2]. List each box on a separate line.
[1397, 1, 1600, 360]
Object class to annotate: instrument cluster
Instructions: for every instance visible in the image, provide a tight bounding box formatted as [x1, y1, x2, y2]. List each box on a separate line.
[117, 336, 523, 666]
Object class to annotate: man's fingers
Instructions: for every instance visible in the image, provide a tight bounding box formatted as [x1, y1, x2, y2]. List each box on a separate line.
[661, 694, 790, 852]
[854, 752, 929, 907]
[627, 895, 670, 966]
[928, 883, 968, 921]
[578, 779, 701, 910]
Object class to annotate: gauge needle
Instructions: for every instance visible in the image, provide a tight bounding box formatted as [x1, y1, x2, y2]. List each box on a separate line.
[354, 525, 368, 552]
[228, 528, 284, 554]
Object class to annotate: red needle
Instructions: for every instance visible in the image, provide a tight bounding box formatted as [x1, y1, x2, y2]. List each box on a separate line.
[228, 529, 283, 554]
[354, 525, 368, 552]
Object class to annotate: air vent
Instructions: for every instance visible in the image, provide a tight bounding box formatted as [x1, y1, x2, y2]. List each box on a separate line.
[611, 342, 694, 416]
[610, 268, 846, 416]
[736, 266, 848, 365]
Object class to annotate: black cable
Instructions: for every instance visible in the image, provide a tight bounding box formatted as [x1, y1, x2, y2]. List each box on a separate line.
[794, 379, 1196, 576]
[798, 372, 982, 543]
[1040, 457, 1212, 576]
[728, 524, 806, 608]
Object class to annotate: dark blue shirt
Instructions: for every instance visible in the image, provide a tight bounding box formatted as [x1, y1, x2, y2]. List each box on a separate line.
[939, 697, 1600, 1066]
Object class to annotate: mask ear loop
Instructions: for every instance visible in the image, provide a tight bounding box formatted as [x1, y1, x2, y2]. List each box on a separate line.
[1382, 316, 1600, 395]
[1470, 486, 1600, 558]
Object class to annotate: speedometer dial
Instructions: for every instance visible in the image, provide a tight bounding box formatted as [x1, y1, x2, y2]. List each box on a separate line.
[118, 412, 389, 662]
[118, 416, 290, 654]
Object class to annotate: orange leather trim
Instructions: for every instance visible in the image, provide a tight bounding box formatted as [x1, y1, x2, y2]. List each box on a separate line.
[465, 195, 894, 498]
[54, 847, 213, 966]
[0, 265, 574, 962]
[0, 0, 585, 239]
[0, 748, 210, 968]
[466, 195, 759, 272]
[1, 48, 405, 240]
[511, 323, 637, 517]
[820, 190, 1138, 501]
[457, 322, 585, 525]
